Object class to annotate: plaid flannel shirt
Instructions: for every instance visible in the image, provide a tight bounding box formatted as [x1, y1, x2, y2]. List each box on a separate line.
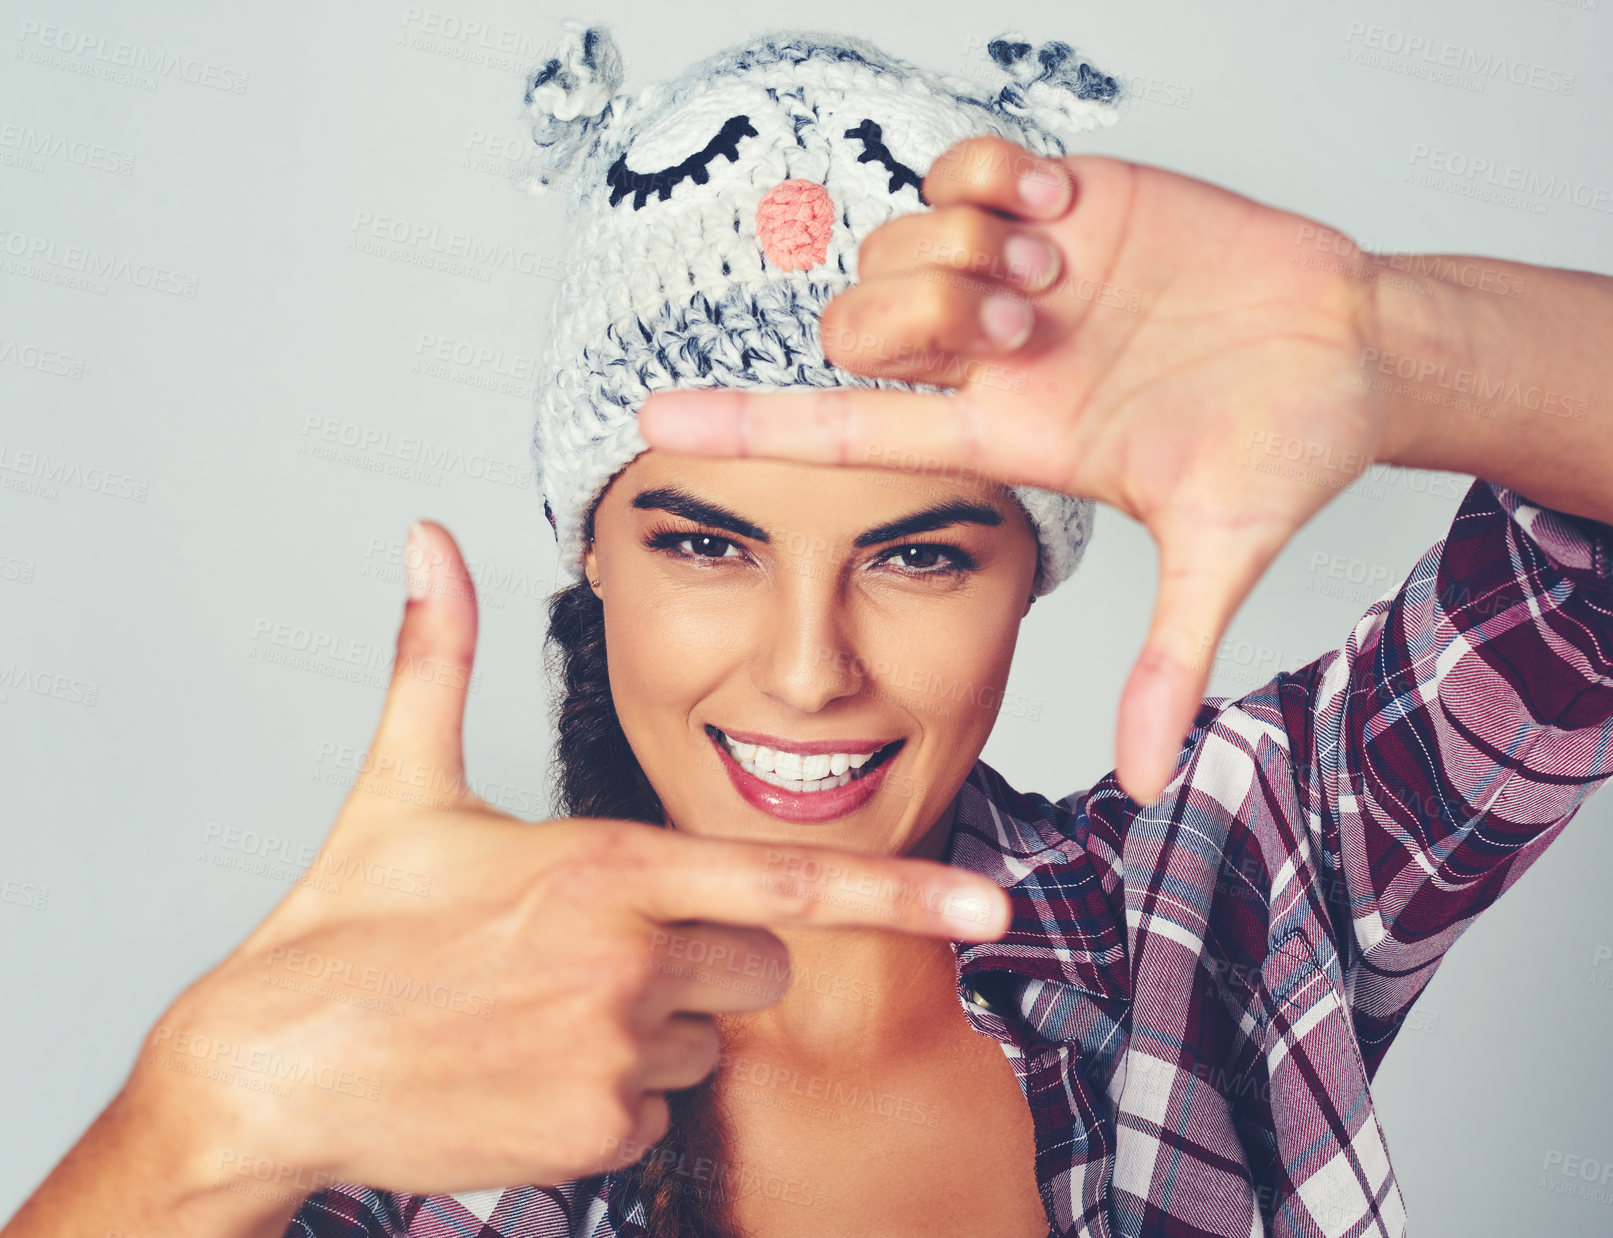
[285, 476, 1613, 1238]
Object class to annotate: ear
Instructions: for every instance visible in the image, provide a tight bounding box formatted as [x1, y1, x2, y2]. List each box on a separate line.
[522, 20, 627, 193]
[980, 33, 1123, 156]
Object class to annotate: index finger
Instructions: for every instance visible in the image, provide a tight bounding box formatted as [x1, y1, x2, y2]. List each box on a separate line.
[637, 385, 1069, 498]
[621, 828, 1012, 941]
[922, 135, 1076, 220]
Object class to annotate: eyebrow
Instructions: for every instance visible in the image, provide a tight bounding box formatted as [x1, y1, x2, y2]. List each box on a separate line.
[630, 485, 1004, 547]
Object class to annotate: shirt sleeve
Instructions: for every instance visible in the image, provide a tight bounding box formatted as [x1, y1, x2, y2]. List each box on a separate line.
[1277, 476, 1613, 1075]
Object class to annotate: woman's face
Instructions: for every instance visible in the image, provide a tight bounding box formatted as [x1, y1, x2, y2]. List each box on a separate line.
[582, 447, 1040, 858]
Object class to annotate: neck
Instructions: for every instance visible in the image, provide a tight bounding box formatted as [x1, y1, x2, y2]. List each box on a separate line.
[715, 791, 966, 1064]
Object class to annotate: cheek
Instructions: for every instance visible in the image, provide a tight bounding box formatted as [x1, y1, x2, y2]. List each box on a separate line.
[846, 599, 1014, 729]
[602, 585, 746, 805]
[602, 582, 737, 721]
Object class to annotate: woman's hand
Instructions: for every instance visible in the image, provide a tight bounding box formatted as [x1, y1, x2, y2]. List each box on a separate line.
[637, 140, 1397, 806]
[112, 523, 1009, 1207]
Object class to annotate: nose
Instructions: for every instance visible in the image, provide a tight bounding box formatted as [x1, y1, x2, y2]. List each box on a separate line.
[747, 582, 867, 715]
[755, 179, 835, 272]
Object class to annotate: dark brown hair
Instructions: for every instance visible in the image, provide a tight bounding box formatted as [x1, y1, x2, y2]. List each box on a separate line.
[541, 575, 742, 1238]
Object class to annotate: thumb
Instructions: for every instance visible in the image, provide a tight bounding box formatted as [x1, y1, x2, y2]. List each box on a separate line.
[361, 520, 480, 809]
[1114, 518, 1280, 807]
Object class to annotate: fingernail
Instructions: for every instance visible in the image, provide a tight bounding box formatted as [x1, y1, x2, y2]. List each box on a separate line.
[404, 521, 432, 601]
[1004, 234, 1060, 290]
[980, 294, 1034, 349]
[1019, 162, 1072, 213]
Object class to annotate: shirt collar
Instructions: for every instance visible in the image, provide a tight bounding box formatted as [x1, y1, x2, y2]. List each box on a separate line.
[942, 759, 1131, 1061]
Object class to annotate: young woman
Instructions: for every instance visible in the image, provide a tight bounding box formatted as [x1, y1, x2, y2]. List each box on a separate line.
[6, 25, 1610, 1238]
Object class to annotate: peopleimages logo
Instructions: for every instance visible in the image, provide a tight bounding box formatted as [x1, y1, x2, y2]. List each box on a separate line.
[0, 227, 200, 298]
[0, 334, 89, 379]
[14, 21, 250, 94]
[0, 444, 150, 503]
[144, 1026, 382, 1101]
[347, 210, 580, 283]
[1405, 144, 1613, 218]
[296, 415, 536, 491]
[263, 946, 496, 1020]
[1592, 944, 1613, 990]
[0, 662, 100, 707]
[0, 123, 136, 175]
[1538, 1149, 1613, 1205]
[1342, 21, 1576, 96]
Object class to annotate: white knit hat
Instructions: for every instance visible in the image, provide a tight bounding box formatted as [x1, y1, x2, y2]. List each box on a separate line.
[521, 21, 1123, 597]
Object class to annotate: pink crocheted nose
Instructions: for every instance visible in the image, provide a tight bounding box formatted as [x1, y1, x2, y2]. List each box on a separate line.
[755, 179, 835, 272]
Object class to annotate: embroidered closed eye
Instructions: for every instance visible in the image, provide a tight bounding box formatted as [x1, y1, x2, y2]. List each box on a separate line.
[606, 114, 759, 209]
[843, 119, 928, 204]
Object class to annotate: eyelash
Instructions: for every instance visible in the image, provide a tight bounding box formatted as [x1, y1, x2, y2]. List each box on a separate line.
[842, 119, 928, 204]
[642, 522, 977, 579]
[606, 115, 928, 210]
[607, 114, 759, 209]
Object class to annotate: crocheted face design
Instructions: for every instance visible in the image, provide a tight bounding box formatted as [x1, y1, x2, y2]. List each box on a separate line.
[582, 65, 1002, 288]
[525, 26, 1120, 597]
[531, 39, 1043, 413]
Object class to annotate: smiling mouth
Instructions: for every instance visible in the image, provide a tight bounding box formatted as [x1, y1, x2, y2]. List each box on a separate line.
[704, 724, 905, 793]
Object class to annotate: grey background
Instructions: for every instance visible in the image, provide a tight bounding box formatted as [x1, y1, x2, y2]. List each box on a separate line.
[2, 0, 1611, 1231]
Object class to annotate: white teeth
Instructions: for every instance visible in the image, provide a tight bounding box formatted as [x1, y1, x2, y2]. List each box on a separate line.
[716, 731, 892, 793]
[748, 762, 853, 793]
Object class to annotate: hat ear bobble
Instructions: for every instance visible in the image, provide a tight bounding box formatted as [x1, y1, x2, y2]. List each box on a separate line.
[522, 20, 627, 192]
[983, 33, 1123, 156]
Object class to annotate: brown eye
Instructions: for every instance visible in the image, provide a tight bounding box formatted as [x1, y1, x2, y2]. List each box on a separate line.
[643, 527, 745, 564]
[682, 534, 738, 559]
[877, 543, 975, 577]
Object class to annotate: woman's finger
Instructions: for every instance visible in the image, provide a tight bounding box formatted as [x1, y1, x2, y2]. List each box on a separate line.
[590, 1093, 671, 1174]
[1113, 512, 1292, 805]
[820, 272, 1039, 381]
[856, 204, 1063, 293]
[637, 384, 1075, 497]
[359, 520, 480, 809]
[638, 921, 793, 1019]
[921, 135, 1077, 220]
[613, 822, 1013, 942]
[633, 1013, 723, 1093]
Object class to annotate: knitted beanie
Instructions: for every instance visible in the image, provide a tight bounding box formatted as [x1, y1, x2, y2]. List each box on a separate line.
[521, 21, 1123, 597]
